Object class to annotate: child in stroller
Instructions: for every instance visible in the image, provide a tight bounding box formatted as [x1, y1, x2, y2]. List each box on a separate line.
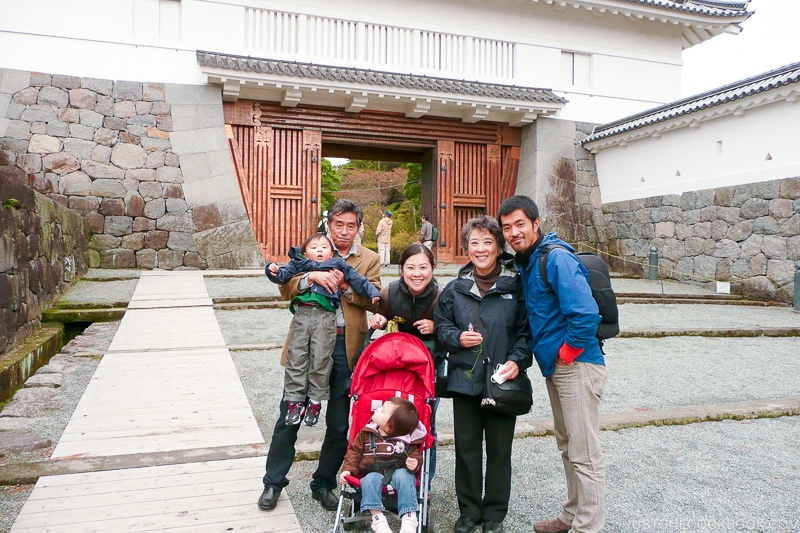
[339, 396, 426, 533]
[333, 332, 436, 533]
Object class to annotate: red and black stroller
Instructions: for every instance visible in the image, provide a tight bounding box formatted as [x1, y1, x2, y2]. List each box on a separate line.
[332, 332, 437, 533]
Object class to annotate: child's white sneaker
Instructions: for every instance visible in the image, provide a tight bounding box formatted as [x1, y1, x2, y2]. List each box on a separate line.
[400, 512, 418, 533]
[371, 513, 392, 533]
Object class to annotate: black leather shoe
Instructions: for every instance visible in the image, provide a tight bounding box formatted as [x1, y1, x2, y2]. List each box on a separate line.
[257, 486, 281, 510]
[311, 488, 338, 510]
[454, 516, 479, 533]
[482, 521, 503, 533]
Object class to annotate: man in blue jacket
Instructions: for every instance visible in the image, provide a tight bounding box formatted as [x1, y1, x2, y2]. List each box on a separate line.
[498, 196, 608, 533]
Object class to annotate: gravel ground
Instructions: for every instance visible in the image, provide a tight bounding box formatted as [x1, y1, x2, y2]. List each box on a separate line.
[2, 271, 798, 533]
[285, 416, 800, 533]
[224, 304, 800, 438]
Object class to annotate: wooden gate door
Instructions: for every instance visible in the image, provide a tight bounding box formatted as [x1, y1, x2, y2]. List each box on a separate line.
[436, 141, 519, 262]
[227, 125, 321, 261]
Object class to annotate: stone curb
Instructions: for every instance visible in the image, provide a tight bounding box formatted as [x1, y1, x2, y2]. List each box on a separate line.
[1, 398, 797, 486]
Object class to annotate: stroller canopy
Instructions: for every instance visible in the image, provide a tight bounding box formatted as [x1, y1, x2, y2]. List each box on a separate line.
[351, 332, 435, 401]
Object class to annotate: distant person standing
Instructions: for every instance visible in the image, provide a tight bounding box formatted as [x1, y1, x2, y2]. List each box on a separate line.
[317, 210, 330, 236]
[354, 221, 364, 246]
[376, 210, 393, 267]
[419, 214, 433, 250]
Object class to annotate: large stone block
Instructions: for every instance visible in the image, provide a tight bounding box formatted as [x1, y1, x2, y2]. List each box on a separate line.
[132, 216, 155, 232]
[110, 143, 147, 169]
[121, 232, 145, 250]
[166, 198, 188, 213]
[99, 198, 125, 216]
[145, 230, 169, 250]
[125, 192, 145, 217]
[157, 248, 185, 269]
[727, 220, 753, 242]
[113, 81, 143, 101]
[52, 75, 80, 89]
[43, 153, 79, 175]
[1, 69, 32, 94]
[136, 248, 157, 268]
[780, 177, 800, 199]
[778, 213, 800, 237]
[139, 182, 163, 200]
[734, 181, 781, 206]
[16, 153, 42, 174]
[168, 127, 227, 156]
[79, 109, 105, 128]
[28, 134, 62, 153]
[769, 198, 794, 219]
[713, 239, 740, 260]
[205, 246, 264, 270]
[104, 216, 133, 236]
[113, 101, 136, 118]
[68, 88, 97, 109]
[58, 171, 91, 195]
[100, 248, 136, 268]
[37, 86, 68, 107]
[81, 159, 125, 180]
[81, 77, 113, 96]
[20, 105, 58, 122]
[740, 276, 775, 301]
[752, 216, 777, 235]
[143, 198, 166, 219]
[90, 234, 122, 250]
[91, 178, 127, 198]
[164, 84, 221, 106]
[167, 231, 197, 252]
[125, 168, 156, 182]
[193, 219, 258, 259]
[761, 235, 787, 260]
[156, 212, 195, 233]
[746, 253, 767, 277]
[68, 123, 95, 141]
[740, 198, 769, 219]
[62, 138, 96, 159]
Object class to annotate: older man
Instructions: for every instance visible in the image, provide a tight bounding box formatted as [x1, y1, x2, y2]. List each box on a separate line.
[258, 199, 382, 512]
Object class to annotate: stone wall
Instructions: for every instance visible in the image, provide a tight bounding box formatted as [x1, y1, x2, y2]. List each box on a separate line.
[518, 116, 605, 244]
[0, 171, 87, 355]
[517, 117, 798, 304]
[0, 68, 262, 270]
[603, 177, 800, 303]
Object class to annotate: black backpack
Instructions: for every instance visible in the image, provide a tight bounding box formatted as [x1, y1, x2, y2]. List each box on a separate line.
[539, 245, 620, 345]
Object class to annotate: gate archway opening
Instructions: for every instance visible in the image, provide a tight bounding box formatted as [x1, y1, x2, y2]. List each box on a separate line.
[224, 101, 521, 263]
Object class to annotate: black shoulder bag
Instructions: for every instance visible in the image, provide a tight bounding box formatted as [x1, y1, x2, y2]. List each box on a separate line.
[469, 296, 533, 417]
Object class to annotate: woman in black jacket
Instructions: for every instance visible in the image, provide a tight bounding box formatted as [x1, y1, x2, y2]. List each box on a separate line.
[434, 215, 532, 533]
[369, 243, 441, 351]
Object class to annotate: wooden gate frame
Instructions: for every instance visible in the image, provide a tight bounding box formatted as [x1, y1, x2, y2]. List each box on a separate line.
[224, 101, 521, 263]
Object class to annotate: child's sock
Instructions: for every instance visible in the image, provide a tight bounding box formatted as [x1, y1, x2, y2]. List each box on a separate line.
[371, 512, 392, 533]
[399, 512, 418, 533]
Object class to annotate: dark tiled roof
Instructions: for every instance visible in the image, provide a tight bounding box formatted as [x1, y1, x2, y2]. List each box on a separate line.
[618, 0, 749, 17]
[584, 61, 800, 144]
[196, 51, 566, 104]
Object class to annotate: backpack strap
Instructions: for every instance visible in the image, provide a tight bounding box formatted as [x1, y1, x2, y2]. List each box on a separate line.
[539, 244, 569, 293]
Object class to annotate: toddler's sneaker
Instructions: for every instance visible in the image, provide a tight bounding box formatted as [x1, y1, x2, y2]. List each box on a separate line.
[400, 512, 418, 533]
[285, 401, 305, 425]
[304, 401, 322, 426]
[371, 513, 392, 533]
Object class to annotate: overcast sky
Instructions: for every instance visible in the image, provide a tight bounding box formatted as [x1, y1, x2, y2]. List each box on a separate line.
[681, 0, 800, 96]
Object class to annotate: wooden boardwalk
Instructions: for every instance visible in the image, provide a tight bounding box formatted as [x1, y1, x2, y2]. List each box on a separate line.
[11, 272, 301, 532]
